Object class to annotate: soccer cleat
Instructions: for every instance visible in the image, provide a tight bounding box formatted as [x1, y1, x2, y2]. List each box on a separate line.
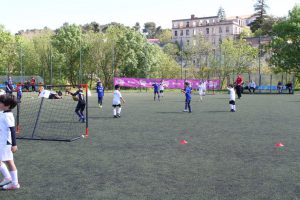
[117, 114, 121, 118]
[2, 183, 20, 190]
[0, 178, 11, 187]
[230, 109, 236, 112]
[183, 110, 188, 112]
[113, 115, 118, 118]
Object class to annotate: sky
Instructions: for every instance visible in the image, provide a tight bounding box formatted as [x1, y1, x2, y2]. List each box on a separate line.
[0, 0, 299, 33]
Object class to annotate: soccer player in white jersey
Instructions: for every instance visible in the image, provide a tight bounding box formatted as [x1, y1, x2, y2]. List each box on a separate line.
[0, 94, 20, 190]
[112, 85, 125, 118]
[198, 81, 207, 102]
[227, 84, 236, 112]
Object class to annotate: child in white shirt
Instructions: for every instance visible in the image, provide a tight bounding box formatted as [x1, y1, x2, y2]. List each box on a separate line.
[227, 84, 236, 112]
[0, 94, 20, 190]
[112, 85, 125, 118]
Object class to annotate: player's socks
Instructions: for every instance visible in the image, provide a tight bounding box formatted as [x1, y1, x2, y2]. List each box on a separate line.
[0, 164, 11, 180]
[10, 170, 18, 186]
[117, 108, 122, 115]
[113, 108, 117, 116]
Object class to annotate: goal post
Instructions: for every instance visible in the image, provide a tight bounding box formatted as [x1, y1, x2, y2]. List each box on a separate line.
[15, 84, 89, 142]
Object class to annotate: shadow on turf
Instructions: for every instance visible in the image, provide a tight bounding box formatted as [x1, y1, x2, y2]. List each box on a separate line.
[202, 110, 229, 113]
[89, 116, 113, 119]
[157, 111, 186, 114]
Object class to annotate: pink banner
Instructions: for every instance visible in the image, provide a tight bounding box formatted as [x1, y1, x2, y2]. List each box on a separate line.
[114, 77, 220, 90]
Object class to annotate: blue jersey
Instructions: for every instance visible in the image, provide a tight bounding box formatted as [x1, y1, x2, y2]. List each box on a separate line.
[185, 86, 192, 100]
[96, 85, 104, 97]
[152, 84, 159, 92]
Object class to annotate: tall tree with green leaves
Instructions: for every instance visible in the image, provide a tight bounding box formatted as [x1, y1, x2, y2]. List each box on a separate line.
[269, 5, 300, 73]
[52, 24, 83, 85]
[250, 0, 269, 34]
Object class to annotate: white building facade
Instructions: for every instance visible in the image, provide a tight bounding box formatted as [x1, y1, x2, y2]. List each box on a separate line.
[172, 14, 249, 48]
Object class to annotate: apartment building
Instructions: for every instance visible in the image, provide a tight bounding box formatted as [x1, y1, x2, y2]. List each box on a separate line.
[172, 14, 250, 48]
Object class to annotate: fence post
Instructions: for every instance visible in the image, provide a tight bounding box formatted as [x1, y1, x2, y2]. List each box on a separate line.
[270, 74, 272, 94]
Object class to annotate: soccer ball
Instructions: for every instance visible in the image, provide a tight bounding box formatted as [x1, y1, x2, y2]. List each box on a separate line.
[72, 96, 79, 101]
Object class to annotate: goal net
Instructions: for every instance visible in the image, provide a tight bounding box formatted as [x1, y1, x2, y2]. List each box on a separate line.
[15, 84, 89, 142]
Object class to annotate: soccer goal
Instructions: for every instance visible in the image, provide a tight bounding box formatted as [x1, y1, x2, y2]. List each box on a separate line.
[15, 84, 89, 142]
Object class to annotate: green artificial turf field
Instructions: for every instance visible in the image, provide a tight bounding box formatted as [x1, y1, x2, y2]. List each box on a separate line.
[2, 92, 300, 200]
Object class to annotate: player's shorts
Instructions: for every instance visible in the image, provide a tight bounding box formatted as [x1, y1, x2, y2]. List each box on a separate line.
[112, 104, 121, 108]
[154, 91, 159, 94]
[229, 100, 235, 105]
[0, 144, 13, 161]
[159, 90, 164, 93]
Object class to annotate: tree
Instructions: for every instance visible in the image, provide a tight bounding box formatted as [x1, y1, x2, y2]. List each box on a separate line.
[156, 29, 172, 44]
[250, 0, 269, 33]
[143, 22, 156, 38]
[269, 6, 300, 73]
[52, 24, 83, 85]
[0, 26, 18, 77]
[217, 7, 226, 21]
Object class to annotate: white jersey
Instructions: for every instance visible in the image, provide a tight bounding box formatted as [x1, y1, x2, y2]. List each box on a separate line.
[159, 84, 164, 91]
[0, 112, 15, 145]
[112, 90, 122, 105]
[227, 87, 236, 101]
[198, 82, 207, 91]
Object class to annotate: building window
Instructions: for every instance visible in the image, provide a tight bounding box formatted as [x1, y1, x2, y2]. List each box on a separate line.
[235, 27, 238, 34]
[206, 28, 209, 34]
[187, 40, 190, 45]
[186, 30, 189, 36]
[193, 29, 196, 35]
[180, 30, 183, 36]
[212, 27, 215, 34]
[219, 27, 222, 33]
[173, 23, 178, 28]
[199, 20, 202, 26]
[226, 26, 229, 33]
[193, 21, 196, 27]
[174, 31, 178, 37]
[186, 22, 190, 27]
[206, 20, 210, 25]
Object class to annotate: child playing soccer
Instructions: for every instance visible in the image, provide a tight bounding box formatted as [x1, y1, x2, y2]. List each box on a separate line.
[198, 80, 206, 102]
[0, 94, 20, 190]
[227, 84, 236, 112]
[69, 85, 86, 122]
[96, 81, 104, 109]
[152, 82, 160, 101]
[159, 80, 166, 98]
[112, 85, 125, 118]
[182, 82, 192, 113]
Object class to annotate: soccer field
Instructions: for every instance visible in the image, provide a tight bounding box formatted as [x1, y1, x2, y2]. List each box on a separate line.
[2, 92, 300, 200]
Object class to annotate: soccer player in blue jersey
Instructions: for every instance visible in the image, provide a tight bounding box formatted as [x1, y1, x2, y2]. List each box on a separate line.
[96, 81, 104, 108]
[152, 82, 160, 101]
[182, 82, 192, 113]
[69, 85, 86, 122]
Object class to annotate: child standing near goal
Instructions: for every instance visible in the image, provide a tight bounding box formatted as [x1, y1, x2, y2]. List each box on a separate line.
[112, 85, 125, 118]
[69, 85, 86, 122]
[0, 94, 20, 190]
[96, 81, 104, 109]
[227, 84, 236, 112]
